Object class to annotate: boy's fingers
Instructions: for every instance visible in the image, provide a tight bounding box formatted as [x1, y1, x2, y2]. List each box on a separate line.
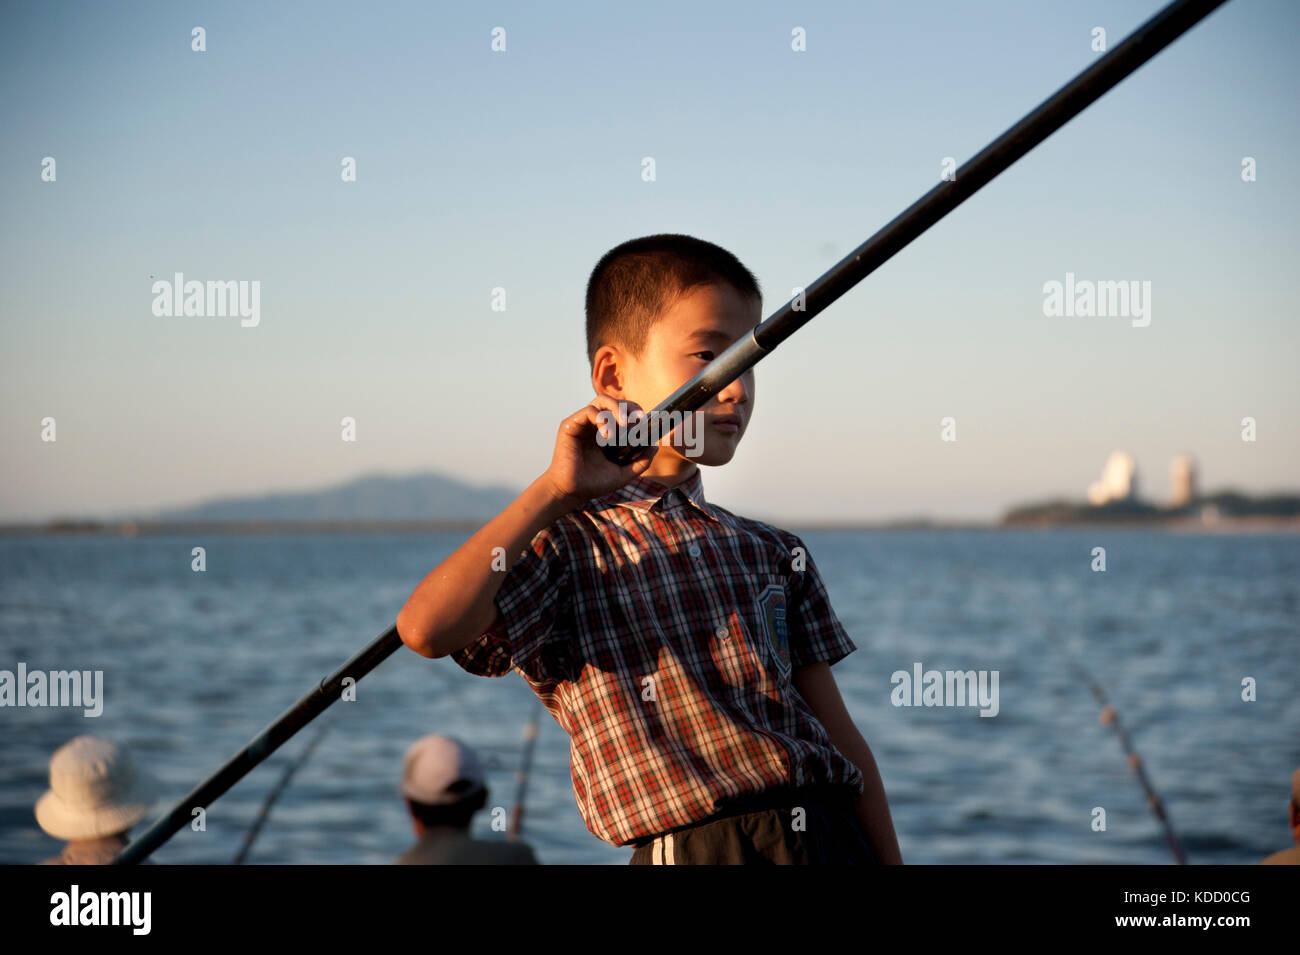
[568, 404, 615, 443]
[559, 409, 599, 449]
[591, 403, 620, 432]
[588, 405, 615, 442]
[561, 409, 588, 435]
[563, 400, 658, 457]
[591, 394, 644, 429]
[586, 401, 631, 442]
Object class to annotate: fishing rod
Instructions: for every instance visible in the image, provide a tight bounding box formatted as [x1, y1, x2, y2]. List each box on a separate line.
[114, 632, 395, 864]
[507, 704, 543, 842]
[992, 579, 1187, 863]
[1045, 622, 1188, 865]
[1081, 660, 1188, 865]
[114, 0, 1229, 865]
[603, 0, 1232, 465]
[232, 720, 332, 864]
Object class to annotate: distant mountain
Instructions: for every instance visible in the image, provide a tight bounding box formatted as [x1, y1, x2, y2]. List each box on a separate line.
[145, 472, 521, 523]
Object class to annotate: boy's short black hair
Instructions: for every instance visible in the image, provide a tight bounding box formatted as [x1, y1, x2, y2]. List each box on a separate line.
[585, 234, 762, 367]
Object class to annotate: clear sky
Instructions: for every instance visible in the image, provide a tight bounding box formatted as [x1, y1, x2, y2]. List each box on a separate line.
[2, 0, 1296, 524]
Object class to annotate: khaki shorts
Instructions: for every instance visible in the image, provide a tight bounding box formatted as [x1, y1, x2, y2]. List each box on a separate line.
[628, 785, 879, 865]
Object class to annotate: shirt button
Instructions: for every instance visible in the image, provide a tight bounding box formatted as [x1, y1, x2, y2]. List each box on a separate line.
[715, 626, 729, 640]
[688, 544, 702, 558]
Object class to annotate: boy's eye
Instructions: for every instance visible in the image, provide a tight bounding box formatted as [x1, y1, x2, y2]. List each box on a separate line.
[693, 351, 715, 361]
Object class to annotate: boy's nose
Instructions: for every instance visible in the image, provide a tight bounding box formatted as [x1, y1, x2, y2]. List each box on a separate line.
[715, 373, 751, 405]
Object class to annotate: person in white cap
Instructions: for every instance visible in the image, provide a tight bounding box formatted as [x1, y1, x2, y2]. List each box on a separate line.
[35, 736, 158, 865]
[395, 734, 538, 865]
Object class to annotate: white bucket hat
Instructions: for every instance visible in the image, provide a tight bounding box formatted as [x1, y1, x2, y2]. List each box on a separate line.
[34, 736, 159, 841]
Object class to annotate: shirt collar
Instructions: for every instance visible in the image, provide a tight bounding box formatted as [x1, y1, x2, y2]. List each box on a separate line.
[593, 466, 716, 522]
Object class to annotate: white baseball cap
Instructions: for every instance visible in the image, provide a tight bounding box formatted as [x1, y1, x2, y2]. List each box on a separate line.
[400, 735, 486, 806]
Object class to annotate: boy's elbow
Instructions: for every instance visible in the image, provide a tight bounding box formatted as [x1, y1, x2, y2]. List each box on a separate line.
[397, 607, 466, 660]
[396, 606, 438, 658]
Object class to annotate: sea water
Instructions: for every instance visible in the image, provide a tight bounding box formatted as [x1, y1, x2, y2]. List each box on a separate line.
[0, 530, 1295, 865]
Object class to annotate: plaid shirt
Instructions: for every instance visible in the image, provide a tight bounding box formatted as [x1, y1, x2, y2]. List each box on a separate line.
[451, 466, 864, 846]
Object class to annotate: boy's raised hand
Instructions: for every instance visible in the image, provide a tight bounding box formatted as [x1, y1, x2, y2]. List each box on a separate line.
[544, 394, 658, 507]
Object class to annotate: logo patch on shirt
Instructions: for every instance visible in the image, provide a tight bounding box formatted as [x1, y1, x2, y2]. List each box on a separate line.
[756, 583, 790, 679]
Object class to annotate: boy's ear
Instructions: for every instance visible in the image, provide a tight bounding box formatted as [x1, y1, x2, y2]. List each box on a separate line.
[591, 344, 626, 398]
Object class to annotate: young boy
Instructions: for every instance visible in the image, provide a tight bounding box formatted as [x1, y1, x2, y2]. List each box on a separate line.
[397, 234, 902, 864]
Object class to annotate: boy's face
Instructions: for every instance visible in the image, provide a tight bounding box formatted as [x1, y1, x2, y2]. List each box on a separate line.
[592, 282, 760, 470]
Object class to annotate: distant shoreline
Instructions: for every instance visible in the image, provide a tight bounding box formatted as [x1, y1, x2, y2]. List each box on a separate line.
[992, 515, 1300, 534]
[2, 515, 1298, 537]
[12, 474, 1289, 538]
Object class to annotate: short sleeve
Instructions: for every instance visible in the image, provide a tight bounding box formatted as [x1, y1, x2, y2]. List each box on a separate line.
[784, 534, 857, 669]
[450, 524, 571, 684]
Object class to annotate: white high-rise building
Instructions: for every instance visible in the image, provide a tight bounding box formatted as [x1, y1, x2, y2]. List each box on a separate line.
[1170, 454, 1198, 507]
[1087, 451, 1139, 506]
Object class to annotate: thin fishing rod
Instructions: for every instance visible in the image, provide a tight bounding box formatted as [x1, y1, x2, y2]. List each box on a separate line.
[991, 579, 1187, 864]
[507, 704, 542, 842]
[113, 626, 401, 865]
[603, 0, 1231, 466]
[1076, 657, 1188, 865]
[232, 720, 332, 865]
[116, 0, 1228, 866]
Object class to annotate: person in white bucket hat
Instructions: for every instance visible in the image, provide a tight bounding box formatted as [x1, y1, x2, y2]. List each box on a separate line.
[35, 736, 158, 865]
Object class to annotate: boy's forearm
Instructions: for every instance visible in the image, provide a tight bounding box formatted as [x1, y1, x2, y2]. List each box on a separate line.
[848, 744, 904, 864]
[396, 474, 574, 658]
[826, 723, 902, 863]
[794, 663, 904, 864]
